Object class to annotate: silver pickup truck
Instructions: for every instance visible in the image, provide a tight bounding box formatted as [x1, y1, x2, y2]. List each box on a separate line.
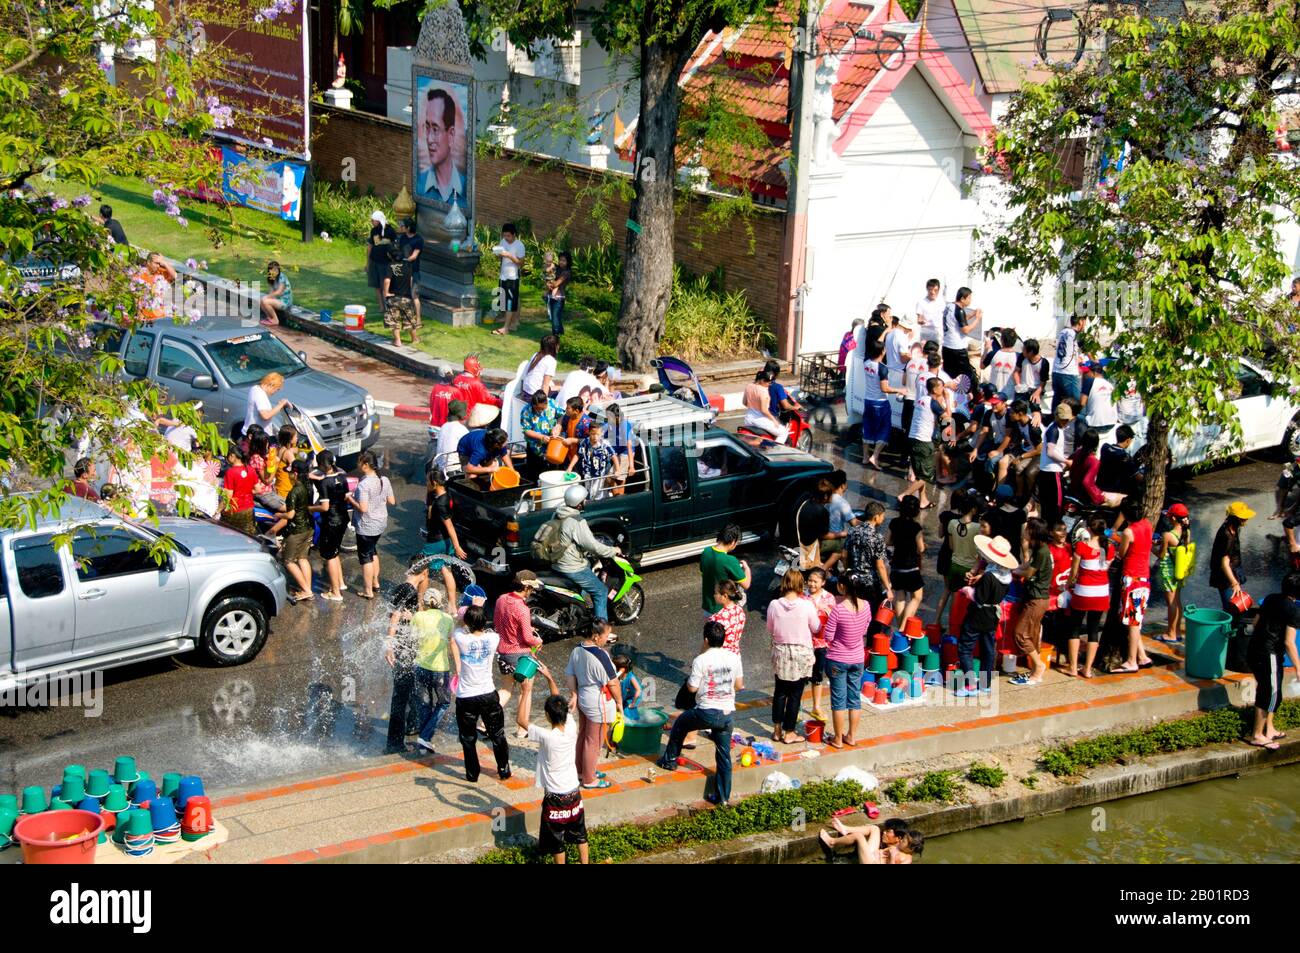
[0, 497, 287, 693]
[94, 317, 381, 467]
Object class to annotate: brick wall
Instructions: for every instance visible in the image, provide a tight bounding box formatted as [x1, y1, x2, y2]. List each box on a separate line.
[312, 104, 790, 338]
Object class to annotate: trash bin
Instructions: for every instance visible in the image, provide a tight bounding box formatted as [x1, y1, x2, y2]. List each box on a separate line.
[1183, 604, 1232, 679]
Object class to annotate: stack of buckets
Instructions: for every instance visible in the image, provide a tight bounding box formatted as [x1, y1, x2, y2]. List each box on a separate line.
[864, 610, 942, 705]
[4, 757, 213, 862]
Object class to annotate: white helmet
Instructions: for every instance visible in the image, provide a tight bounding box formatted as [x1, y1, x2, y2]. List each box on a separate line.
[563, 484, 588, 508]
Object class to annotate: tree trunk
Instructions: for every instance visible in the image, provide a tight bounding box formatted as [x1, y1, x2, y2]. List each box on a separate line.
[616, 37, 687, 371]
[1142, 411, 1172, 524]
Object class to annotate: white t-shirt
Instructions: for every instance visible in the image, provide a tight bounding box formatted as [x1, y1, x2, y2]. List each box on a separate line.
[909, 393, 942, 441]
[435, 419, 468, 468]
[498, 238, 526, 281]
[1053, 327, 1081, 375]
[164, 425, 197, 451]
[244, 385, 274, 431]
[528, 716, 580, 794]
[453, 629, 500, 698]
[942, 302, 973, 350]
[915, 296, 945, 343]
[862, 359, 887, 402]
[521, 354, 557, 397]
[689, 647, 742, 713]
[1016, 353, 1047, 393]
[884, 327, 912, 374]
[1040, 422, 1068, 473]
[1117, 381, 1144, 422]
[557, 369, 601, 406]
[904, 354, 927, 398]
[987, 348, 1018, 400]
[1085, 376, 1117, 427]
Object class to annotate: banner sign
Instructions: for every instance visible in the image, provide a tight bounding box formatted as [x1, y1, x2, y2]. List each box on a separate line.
[202, 0, 311, 159]
[221, 148, 306, 220]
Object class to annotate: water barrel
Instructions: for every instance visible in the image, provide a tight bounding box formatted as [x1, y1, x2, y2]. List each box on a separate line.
[343, 304, 366, 332]
[538, 470, 577, 510]
[1183, 604, 1232, 679]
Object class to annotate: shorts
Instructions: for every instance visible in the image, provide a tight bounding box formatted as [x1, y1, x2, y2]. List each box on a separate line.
[356, 532, 381, 565]
[909, 438, 936, 484]
[946, 562, 973, 592]
[810, 647, 828, 685]
[367, 257, 386, 288]
[383, 296, 420, 331]
[500, 651, 532, 679]
[862, 399, 891, 444]
[1121, 577, 1150, 627]
[536, 789, 587, 854]
[282, 529, 312, 563]
[1251, 651, 1284, 714]
[499, 278, 520, 312]
[827, 660, 863, 711]
[893, 567, 923, 593]
[1014, 598, 1050, 655]
[820, 537, 844, 556]
[318, 521, 347, 560]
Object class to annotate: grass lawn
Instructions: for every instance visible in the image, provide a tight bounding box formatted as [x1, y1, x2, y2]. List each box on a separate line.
[48, 174, 623, 371]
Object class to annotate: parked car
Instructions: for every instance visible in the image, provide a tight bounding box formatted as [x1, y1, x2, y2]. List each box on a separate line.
[91, 317, 381, 467]
[448, 393, 832, 572]
[0, 497, 288, 693]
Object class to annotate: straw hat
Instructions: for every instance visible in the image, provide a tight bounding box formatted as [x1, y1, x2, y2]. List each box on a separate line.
[974, 534, 1019, 570]
[467, 403, 500, 428]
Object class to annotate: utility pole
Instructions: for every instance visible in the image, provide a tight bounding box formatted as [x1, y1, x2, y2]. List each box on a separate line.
[780, 0, 819, 361]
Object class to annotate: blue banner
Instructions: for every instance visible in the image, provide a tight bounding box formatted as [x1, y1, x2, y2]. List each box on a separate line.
[220, 148, 306, 221]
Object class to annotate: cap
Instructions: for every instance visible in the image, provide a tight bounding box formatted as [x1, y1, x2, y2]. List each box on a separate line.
[988, 394, 1006, 407]
[1226, 501, 1256, 520]
[291, 458, 311, 475]
[513, 570, 541, 590]
[995, 483, 1016, 501]
[463, 355, 482, 375]
[1055, 403, 1074, 421]
[1167, 503, 1189, 519]
[447, 399, 468, 420]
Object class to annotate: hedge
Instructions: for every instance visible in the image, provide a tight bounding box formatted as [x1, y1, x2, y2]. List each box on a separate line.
[1040, 699, 1300, 777]
[475, 779, 869, 864]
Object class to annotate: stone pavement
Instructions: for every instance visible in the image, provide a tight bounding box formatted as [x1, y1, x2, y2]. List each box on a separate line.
[183, 636, 1253, 864]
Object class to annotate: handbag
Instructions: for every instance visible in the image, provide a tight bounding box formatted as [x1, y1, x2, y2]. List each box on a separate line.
[794, 499, 821, 570]
[674, 678, 695, 711]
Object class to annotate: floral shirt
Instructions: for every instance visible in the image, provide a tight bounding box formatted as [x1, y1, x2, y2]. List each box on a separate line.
[577, 439, 615, 480]
[519, 399, 561, 456]
[845, 522, 886, 587]
[710, 603, 746, 655]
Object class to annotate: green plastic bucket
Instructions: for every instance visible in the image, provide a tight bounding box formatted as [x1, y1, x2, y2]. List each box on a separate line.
[617, 707, 668, 757]
[1183, 604, 1232, 679]
[512, 655, 538, 681]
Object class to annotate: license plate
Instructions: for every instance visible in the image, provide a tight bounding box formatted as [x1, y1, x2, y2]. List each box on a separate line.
[608, 589, 618, 600]
[774, 559, 789, 576]
[339, 436, 362, 456]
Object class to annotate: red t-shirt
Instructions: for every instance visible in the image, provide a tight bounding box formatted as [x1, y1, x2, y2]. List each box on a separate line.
[223, 465, 258, 512]
[1122, 519, 1153, 580]
[1048, 543, 1073, 598]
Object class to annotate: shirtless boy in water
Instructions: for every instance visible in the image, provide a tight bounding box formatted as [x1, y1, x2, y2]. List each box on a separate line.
[819, 817, 924, 864]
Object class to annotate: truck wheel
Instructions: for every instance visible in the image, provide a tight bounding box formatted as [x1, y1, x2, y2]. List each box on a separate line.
[1284, 415, 1300, 458]
[612, 583, 644, 624]
[200, 596, 269, 666]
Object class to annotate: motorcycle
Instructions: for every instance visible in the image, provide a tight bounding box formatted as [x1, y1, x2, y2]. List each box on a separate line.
[736, 399, 814, 454]
[475, 553, 645, 641]
[770, 545, 802, 591]
[253, 475, 359, 553]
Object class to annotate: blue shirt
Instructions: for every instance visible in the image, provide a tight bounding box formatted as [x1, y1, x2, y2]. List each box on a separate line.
[457, 429, 505, 466]
[768, 381, 789, 418]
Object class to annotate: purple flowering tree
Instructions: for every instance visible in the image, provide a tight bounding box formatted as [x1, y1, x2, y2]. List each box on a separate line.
[977, 4, 1300, 522]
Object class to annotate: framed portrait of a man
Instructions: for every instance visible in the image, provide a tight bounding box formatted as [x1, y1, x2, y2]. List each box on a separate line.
[414, 72, 472, 215]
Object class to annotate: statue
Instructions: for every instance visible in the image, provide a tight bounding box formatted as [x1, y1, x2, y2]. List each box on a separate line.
[811, 52, 841, 165]
[331, 54, 347, 90]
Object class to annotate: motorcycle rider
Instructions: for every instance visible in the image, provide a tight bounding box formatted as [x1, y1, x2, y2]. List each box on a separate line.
[549, 484, 618, 622]
[765, 358, 803, 422]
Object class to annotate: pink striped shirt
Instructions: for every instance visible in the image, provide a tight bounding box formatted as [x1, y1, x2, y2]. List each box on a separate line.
[823, 599, 873, 664]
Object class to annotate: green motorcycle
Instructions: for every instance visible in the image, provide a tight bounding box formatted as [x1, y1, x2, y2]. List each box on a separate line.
[528, 554, 645, 640]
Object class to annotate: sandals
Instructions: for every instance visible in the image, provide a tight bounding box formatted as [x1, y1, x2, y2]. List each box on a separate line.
[1108, 664, 1139, 674]
[581, 779, 612, 789]
[491, 328, 507, 336]
[1247, 739, 1281, 751]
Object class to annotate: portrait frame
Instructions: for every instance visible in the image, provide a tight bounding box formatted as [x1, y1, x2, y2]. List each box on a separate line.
[412, 65, 475, 218]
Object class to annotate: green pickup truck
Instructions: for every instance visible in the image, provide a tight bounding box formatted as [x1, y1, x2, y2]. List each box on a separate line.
[447, 394, 832, 571]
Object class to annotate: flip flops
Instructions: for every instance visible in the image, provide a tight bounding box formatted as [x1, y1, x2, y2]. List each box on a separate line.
[1247, 739, 1281, 751]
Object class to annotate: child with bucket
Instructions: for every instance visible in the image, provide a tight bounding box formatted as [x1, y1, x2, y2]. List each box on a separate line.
[529, 681, 589, 863]
[954, 535, 1017, 696]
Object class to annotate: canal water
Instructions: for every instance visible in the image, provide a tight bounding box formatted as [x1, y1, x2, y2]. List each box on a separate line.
[926, 764, 1300, 864]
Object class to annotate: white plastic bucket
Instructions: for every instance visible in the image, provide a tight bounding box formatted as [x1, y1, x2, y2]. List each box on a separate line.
[538, 470, 577, 510]
[343, 304, 366, 332]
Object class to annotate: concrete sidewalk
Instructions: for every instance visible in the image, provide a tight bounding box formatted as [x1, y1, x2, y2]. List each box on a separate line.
[184, 638, 1254, 864]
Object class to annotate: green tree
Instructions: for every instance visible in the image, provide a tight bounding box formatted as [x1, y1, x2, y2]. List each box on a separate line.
[463, 0, 777, 370]
[979, 5, 1300, 520]
[0, 0, 238, 529]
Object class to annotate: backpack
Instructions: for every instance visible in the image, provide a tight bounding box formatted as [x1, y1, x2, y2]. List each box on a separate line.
[531, 515, 572, 563]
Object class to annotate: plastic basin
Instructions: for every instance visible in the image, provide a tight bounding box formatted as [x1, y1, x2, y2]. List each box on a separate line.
[13, 809, 104, 864]
[617, 707, 668, 757]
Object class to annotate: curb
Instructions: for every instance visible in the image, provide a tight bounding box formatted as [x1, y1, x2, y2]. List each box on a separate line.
[372, 399, 428, 422]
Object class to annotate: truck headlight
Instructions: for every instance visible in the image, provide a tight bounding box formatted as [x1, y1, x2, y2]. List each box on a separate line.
[364, 394, 376, 417]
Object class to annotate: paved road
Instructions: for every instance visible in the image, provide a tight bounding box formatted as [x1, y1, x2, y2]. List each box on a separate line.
[0, 352, 1289, 798]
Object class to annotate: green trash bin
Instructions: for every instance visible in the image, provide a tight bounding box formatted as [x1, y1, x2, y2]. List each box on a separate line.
[1183, 604, 1232, 679]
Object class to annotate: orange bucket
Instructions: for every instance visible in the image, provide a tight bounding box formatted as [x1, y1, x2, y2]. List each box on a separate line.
[490, 466, 520, 490]
[805, 720, 825, 744]
[545, 438, 568, 466]
[902, 616, 924, 638]
[14, 810, 104, 864]
[875, 605, 895, 626]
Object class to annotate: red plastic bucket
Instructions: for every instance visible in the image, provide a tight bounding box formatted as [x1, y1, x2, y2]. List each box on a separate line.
[14, 809, 104, 864]
[875, 605, 895, 626]
[902, 616, 924, 638]
[805, 720, 825, 744]
[924, 623, 942, 641]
